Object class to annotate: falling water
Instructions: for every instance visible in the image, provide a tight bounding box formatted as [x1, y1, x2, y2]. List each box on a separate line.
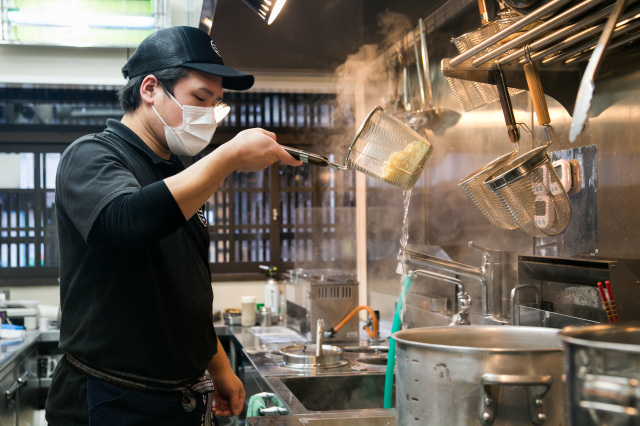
[397, 189, 412, 324]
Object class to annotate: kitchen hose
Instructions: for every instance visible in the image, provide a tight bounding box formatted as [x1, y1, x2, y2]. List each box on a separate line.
[383, 273, 414, 409]
[329, 305, 379, 339]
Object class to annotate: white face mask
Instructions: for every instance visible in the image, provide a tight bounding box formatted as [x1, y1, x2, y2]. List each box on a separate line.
[152, 91, 217, 156]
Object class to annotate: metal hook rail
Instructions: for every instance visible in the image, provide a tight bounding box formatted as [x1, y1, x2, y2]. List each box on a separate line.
[441, 0, 640, 115]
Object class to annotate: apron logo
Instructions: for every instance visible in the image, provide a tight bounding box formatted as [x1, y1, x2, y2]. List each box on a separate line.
[197, 207, 208, 227]
[210, 41, 221, 58]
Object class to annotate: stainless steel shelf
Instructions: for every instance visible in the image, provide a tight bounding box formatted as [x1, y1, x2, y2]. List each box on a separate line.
[441, 0, 640, 115]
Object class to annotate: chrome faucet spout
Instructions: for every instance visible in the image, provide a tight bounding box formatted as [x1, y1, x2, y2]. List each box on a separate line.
[510, 284, 540, 326]
[408, 269, 471, 326]
[315, 319, 324, 356]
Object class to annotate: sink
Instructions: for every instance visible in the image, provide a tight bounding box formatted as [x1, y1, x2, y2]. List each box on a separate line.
[277, 374, 395, 411]
[342, 345, 389, 353]
[356, 355, 387, 365]
[299, 415, 396, 425]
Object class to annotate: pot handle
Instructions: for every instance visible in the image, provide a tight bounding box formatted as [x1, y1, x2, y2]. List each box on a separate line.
[579, 373, 640, 416]
[481, 373, 553, 425]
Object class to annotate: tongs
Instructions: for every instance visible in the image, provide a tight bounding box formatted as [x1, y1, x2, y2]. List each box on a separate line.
[569, 0, 628, 142]
[283, 146, 347, 170]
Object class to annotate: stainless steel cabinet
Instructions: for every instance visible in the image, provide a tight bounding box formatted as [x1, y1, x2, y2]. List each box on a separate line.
[0, 361, 18, 426]
[17, 347, 38, 426]
[0, 344, 38, 426]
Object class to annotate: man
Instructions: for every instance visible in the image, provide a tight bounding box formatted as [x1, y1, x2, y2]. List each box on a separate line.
[45, 26, 301, 425]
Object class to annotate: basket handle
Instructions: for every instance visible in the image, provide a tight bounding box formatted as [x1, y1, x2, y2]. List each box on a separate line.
[524, 46, 551, 127]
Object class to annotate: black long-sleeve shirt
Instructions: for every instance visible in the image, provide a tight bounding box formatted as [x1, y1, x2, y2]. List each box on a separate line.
[47, 119, 217, 426]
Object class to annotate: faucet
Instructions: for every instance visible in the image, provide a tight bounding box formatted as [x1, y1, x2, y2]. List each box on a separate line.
[408, 269, 471, 325]
[406, 241, 504, 323]
[315, 319, 324, 356]
[510, 284, 540, 326]
[468, 241, 507, 322]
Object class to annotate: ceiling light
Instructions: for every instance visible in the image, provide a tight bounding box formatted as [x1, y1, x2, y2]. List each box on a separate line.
[240, 0, 288, 25]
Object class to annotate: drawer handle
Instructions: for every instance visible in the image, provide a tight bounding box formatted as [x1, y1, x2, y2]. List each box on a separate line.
[4, 382, 19, 400]
[18, 371, 30, 387]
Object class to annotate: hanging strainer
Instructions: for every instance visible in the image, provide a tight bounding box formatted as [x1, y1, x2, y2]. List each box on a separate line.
[283, 106, 432, 191]
[458, 66, 523, 230]
[345, 106, 432, 190]
[459, 149, 520, 229]
[447, 8, 525, 112]
[484, 49, 571, 237]
[484, 141, 571, 237]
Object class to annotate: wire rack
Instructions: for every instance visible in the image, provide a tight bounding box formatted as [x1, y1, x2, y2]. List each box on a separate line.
[441, 0, 640, 114]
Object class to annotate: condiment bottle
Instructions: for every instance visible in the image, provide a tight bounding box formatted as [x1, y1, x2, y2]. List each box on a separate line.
[241, 296, 256, 326]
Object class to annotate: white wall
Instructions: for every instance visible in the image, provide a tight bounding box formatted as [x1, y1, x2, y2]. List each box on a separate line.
[0, 0, 197, 87]
[5, 280, 268, 321]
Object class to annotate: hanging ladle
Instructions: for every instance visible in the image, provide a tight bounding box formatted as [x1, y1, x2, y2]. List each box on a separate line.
[382, 52, 405, 115]
[404, 18, 437, 129]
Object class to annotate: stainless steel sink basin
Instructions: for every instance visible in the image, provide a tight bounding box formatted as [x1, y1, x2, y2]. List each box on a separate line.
[356, 355, 387, 365]
[299, 415, 396, 425]
[277, 373, 394, 412]
[342, 345, 389, 353]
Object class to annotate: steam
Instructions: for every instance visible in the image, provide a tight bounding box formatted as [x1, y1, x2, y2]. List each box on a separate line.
[329, 10, 414, 157]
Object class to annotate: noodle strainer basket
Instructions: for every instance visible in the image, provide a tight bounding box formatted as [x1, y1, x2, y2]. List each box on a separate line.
[484, 140, 571, 237]
[458, 147, 520, 230]
[345, 106, 433, 190]
[283, 106, 433, 191]
[483, 46, 571, 237]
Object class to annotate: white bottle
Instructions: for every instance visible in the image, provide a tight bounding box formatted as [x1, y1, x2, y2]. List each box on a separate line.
[260, 265, 280, 318]
[264, 278, 280, 316]
[241, 296, 256, 326]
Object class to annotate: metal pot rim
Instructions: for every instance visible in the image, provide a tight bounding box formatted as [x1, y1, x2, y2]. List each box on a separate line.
[559, 324, 640, 353]
[392, 325, 562, 353]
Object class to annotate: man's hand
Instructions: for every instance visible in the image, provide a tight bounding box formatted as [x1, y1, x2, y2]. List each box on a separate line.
[210, 368, 245, 417]
[221, 128, 302, 173]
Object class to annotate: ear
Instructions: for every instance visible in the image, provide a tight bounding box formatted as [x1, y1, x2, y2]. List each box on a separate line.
[139, 75, 160, 105]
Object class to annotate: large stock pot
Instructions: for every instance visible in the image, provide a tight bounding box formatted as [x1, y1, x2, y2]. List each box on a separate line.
[560, 324, 640, 426]
[392, 326, 564, 425]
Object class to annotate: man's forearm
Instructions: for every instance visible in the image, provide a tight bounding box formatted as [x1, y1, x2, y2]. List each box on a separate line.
[165, 144, 235, 221]
[207, 338, 234, 377]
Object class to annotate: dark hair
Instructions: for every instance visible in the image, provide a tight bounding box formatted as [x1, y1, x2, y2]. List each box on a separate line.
[117, 67, 191, 113]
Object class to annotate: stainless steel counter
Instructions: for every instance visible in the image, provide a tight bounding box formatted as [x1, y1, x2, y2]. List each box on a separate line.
[218, 323, 396, 424]
[0, 331, 43, 375]
[246, 412, 396, 426]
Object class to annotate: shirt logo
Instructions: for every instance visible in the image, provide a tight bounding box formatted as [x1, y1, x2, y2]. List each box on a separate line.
[197, 207, 208, 227]
[210, 41, 221, 58]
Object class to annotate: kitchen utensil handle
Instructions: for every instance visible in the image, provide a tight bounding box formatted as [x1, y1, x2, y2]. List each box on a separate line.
[524, 61, 551, 126]
[477, 0, 489, 25]
[419, 18, 433, 108]
[283, 146, 330, 167]
[569, 0, 627, 142]
[493, 67, 520, 143]
[413, 33, 427, 110]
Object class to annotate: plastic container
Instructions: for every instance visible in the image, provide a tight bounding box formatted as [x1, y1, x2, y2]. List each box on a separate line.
[241, 296, 256, 327]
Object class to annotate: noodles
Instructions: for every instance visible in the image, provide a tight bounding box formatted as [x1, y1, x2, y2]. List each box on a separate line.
[381, 141, 430, 188]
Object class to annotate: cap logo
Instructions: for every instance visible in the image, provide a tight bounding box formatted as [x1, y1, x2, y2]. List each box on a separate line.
[210, 41, 221, 58]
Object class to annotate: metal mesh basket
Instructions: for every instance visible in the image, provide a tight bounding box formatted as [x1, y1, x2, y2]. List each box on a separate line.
[448, 13, 525, 112]
[345, 106, 433, 190]
[485, 145, 572, 237]
[458, 149, 520, 230]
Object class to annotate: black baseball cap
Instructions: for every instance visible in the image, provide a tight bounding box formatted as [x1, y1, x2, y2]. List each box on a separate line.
[121, 26, 254, 91]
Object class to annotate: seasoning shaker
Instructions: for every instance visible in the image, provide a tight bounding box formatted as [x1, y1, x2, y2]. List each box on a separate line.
[259, 306, 272, 327]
